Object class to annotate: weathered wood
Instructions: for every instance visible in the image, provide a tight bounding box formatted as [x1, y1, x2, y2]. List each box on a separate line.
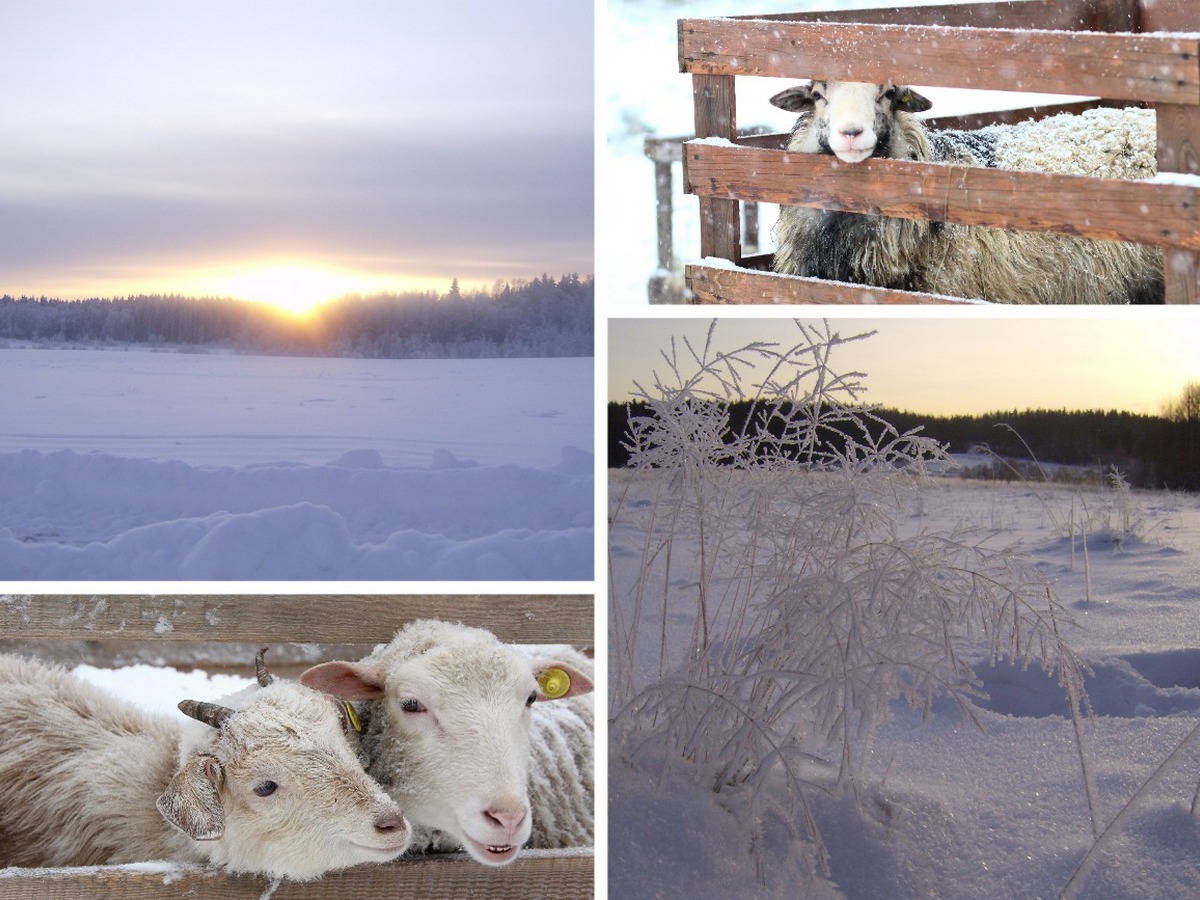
[0, 849, 594, 900]
[0, 595, 595, 647]
[689, 72, 741, 262]
[686, 263, 976, 305]
[678, 18, 1200, 103]
[1156, 101, 1200, 302]
[734, 0, 1137, 31]
[1139, 0, 1200, 32]
[683, 142, 1200, 250]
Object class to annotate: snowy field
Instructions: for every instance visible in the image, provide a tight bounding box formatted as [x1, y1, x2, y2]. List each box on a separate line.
[602, 0, 1086, 307]
[609, 466, 1200, 898]
[0, 347, 593, 580]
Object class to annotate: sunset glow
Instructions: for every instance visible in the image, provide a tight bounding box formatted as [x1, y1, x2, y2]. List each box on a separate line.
[196, 264, 378, 315]
[173, 262, 457, 315]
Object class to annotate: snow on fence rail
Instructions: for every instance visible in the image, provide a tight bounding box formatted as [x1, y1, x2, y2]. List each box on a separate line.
[0, 593, 595, 900]
[677, 0, 1200, 304]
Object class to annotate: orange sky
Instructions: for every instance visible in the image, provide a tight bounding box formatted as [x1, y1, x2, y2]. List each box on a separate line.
[608, 314, 1200, 417]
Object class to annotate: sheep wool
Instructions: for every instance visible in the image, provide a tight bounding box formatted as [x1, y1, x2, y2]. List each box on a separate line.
[518, 644, 595, 848]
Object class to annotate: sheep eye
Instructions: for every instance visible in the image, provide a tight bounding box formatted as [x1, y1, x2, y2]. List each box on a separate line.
[254, 781, 278, 797]
[882, 86, 897, 101]
[399, 698, 427, 714]
[526, 691, 537, 708]
[810, 88, 824, 102]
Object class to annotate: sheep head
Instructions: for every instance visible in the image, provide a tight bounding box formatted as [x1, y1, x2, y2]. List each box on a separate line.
[158, 654, 410, 881]
[771, 80, 932, 163]
[301, 619, 593, 867]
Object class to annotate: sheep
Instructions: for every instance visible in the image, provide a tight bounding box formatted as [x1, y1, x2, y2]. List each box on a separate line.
[0, 650, 410, 880]
[769, 80, 1163, 304]
[300, 619, 594, 866]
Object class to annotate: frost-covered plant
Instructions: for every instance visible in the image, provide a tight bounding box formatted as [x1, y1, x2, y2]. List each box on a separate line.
[609, 320, 1090, 871]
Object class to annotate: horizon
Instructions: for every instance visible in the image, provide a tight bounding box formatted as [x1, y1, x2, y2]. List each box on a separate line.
[0, 2, 593, 314]
[1, 270, 591, 306]
[609, 317, 1200, 419]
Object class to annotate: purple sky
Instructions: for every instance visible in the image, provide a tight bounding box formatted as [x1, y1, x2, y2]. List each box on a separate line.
[0, 1, 593, 305]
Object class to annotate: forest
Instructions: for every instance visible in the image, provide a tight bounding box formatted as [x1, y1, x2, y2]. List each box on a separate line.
[608, 400, 1200, 492]
[0, 274, 593, 359]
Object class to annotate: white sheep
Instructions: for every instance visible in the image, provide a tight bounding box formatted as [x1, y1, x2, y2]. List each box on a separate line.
[769, 80, 1163, 304]
[300, 619, 594, 866]
[0, 650, 410, 880]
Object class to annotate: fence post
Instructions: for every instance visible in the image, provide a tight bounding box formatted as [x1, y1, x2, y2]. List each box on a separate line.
[689, 73, 740, 264]
[1156, 103, 1200, 304]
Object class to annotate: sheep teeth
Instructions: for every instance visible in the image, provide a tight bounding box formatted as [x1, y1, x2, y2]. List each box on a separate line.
[488, 844, 513, 853]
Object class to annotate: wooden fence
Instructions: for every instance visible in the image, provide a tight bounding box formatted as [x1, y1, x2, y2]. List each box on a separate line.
[677, 0, 1200, 304]
[0, 593, 595, 900]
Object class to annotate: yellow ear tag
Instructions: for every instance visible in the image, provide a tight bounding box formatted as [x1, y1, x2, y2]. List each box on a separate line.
[537, 668, 571, 699]
[344, 701, 363, 733]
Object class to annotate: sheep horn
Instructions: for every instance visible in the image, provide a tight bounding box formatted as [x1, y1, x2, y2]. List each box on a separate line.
[255, 647, 274, 687]
[178, 699, 235, 729]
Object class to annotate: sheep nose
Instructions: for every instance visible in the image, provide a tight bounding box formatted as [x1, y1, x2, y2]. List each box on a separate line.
[374, 810, 407, 833]
[840, 125, 864, 138]
[483, 806, 526, 834]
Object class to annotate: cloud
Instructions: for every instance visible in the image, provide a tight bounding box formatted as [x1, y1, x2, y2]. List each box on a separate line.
[0, 123, 592, 293]
[0, 1, 593, 296]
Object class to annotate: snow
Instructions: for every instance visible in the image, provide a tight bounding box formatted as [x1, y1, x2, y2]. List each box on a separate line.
[1152, 172, 1200, 187]
[610, 467, 1200, 899]
[0, 347, 592, 580]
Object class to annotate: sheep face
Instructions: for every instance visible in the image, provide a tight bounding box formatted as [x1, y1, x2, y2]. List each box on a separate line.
[771, 80, 932, 163]
[158, 681, 410, 881]
[302, 620, 593, 867]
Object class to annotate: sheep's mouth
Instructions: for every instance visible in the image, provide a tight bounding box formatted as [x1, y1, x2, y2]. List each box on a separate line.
[464, 837, 520, 866]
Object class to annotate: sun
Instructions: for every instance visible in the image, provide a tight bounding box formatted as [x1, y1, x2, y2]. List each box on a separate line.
[215, 264, 358, 316]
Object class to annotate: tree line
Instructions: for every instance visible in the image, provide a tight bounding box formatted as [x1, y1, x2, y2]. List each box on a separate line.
[0, 274, 592, 359]
[608, 400, 1200, 492]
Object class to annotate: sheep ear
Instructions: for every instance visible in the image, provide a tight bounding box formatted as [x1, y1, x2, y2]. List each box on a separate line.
[893, 87, 932, 113]
[769, 84, 815, 112]
[534, 662, 593, 701]
[301, 661, 387, 700]
[157, 754, 225, 841]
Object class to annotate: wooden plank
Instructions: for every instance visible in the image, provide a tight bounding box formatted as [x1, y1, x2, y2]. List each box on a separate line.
[690, 72, 741, 262]
[1156, 101, 1200, 302]
[686, 263, 976, 305]
[682, 142, 1200, 250]
[0, 850, 594, 900]
[0, 595, 595, 646]
[1139, 0, 1200, 32]
[678, 18, 1200, 103]
[734, 0, 1136, 31]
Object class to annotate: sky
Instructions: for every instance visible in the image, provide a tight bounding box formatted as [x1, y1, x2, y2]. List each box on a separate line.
[608, 314, 1200, 417]
[0, 1, 593, 312]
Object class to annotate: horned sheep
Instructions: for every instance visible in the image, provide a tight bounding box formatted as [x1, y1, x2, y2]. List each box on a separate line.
[770, 80, 1163, 304]
[301, 619, 594, 866]
[0, 651, 410, 880]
